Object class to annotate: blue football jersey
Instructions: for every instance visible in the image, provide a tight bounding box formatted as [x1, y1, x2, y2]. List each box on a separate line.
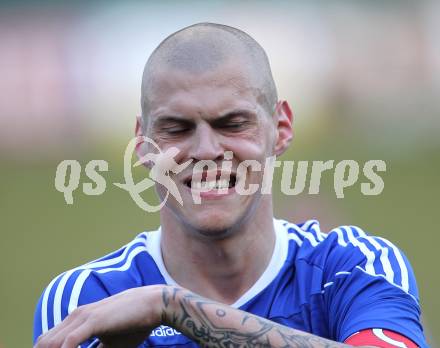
[33, 219, 427, 347]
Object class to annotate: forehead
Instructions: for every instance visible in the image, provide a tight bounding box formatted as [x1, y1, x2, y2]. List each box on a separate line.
[145, 62, 266, 118]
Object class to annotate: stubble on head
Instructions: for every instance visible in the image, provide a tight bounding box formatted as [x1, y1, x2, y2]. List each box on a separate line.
[140, 22, 278, 134]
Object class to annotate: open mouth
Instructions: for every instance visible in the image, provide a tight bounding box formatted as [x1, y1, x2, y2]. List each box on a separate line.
[184, 173, 237, 190]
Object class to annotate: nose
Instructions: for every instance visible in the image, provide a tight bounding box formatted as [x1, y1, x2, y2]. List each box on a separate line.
[190, 123, 224, 161]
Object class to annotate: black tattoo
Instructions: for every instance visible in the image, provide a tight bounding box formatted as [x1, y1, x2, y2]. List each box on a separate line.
[216, 309, 226, 317]
[161, 287, 350, 348]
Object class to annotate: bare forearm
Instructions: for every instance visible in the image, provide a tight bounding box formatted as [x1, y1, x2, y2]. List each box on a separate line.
[161, 286, 355, 348]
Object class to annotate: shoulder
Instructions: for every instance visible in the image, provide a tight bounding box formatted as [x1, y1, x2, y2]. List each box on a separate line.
[33, 230, 161, 340]
[277, 218, 419, 301]
[277, 219, 425, 346]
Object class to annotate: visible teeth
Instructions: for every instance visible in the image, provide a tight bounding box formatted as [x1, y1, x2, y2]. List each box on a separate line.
[192, 179, 230, 190]
[214, 179, 229, 189]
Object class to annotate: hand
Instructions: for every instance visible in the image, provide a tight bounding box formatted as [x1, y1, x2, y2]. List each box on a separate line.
[34, 285, 166, 348]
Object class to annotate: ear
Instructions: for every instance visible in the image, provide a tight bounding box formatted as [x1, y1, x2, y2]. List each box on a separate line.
[273, 100, 293, 156]
[135, 115, 153, 169]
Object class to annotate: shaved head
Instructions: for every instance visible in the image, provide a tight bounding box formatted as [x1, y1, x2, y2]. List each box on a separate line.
[141, 23, 278, 126]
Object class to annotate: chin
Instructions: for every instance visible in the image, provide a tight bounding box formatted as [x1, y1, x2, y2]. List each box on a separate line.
[164, 192, 260, 239]
[183, 208, 245, 240]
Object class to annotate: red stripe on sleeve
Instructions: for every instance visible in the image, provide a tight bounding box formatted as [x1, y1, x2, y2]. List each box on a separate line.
[345, 329, 418, 347]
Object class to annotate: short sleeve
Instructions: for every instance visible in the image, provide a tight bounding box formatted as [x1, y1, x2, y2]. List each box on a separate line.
[33, 292, 44, 343]
[322, 227, 427, 347]
[33, 271, 109, 347]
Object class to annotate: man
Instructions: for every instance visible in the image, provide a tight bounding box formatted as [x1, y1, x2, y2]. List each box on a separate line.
[34, 23, 426, 347]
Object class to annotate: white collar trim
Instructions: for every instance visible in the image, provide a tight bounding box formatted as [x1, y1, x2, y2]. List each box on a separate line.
[145, 218, 288, 308]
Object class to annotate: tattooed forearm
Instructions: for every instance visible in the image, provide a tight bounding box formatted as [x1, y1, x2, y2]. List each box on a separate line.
[160, 286, 353, 348]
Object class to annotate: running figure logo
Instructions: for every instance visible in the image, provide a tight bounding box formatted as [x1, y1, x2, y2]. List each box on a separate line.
[114, 136, 192, 212]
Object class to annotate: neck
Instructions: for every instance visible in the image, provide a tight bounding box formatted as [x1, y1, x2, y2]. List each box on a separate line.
[159, 198, 276, 305]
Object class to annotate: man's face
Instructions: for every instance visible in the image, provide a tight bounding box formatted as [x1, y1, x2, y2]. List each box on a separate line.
[144, 61, 280, 235]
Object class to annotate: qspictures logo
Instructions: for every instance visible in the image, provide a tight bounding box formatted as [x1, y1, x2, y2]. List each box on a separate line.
[54, 136, 386, 212]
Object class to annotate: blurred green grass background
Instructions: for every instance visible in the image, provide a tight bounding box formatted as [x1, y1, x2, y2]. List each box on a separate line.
[0, 1, 439, 347]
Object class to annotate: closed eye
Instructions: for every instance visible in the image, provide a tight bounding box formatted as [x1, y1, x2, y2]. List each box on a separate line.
[211, 111, 255, 131]
[220, 121, 249, 130]
[162, 126, 192, 134]
[153, 117, 195, 136]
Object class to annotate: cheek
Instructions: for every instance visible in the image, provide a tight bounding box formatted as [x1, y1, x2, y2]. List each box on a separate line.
[150, 134, 177, 149]
[150, 136, 191, 163]
[225, 129, 274, 160]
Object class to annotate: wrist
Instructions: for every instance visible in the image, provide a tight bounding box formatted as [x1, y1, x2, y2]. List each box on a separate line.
[158, 285, 181, 327]
[135, 284, 171, 329]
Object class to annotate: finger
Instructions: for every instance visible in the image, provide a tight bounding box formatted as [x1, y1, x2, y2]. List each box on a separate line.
[59, 322, 95, 348]
[35, 324, 74, 348]
[36, 307, 91, 348]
